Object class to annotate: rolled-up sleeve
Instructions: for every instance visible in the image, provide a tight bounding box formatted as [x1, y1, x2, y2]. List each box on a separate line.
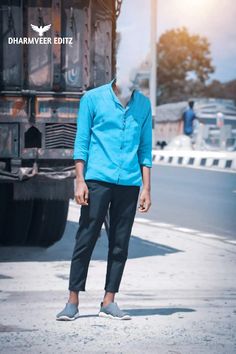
[137, 101, 153, 167]
[73, 93, 93, 162]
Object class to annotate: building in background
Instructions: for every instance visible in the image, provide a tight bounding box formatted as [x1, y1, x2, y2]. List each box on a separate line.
[155, 99, 236, 151]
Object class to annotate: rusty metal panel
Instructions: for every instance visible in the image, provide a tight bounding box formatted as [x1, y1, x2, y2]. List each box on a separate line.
[0, 0, 22, 89]
[19, 121, 76, 155]
[52, 0, 62, 90]
[91, 0, 114, 86]
[44, 123, 76, 148]
[0, 124, 19, 157]
[0, 0, 116, 92]
[0, 97, 28, 121]
[19, 122, 44, 155]
[93, 19, 112, 85]
[61, 0, 90, 91]
[20, 147, 74, 159]
[26, 0, 53, 90]
[35, 97, 79, 119]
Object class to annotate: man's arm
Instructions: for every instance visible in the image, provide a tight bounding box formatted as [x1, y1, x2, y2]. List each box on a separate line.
[140, 165, 151, 191]
[137, 101, 152, 212]
[137, 101, 152, 168]
[73, 93, 93, 205]
[73, 93, 93, 162]
[74, 160, 89, 205]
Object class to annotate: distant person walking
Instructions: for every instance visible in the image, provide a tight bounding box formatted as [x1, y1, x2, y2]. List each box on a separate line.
[182, 100, 196, 137]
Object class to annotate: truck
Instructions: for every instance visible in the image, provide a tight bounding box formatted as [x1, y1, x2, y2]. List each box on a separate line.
[0, 0, 122, 247]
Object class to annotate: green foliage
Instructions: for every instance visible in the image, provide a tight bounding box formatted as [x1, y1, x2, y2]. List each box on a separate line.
[157, 27, 215, 103]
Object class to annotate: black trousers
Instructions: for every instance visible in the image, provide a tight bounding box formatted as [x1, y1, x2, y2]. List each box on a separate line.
[68, 179, 140, 293]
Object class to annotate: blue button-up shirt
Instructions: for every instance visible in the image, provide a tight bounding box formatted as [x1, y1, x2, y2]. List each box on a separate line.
[73, 78, 152, 186]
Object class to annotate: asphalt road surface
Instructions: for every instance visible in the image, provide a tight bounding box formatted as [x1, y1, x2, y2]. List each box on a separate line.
[1, 166, 236, 353]
[1, 207, 236, 353]
[142, 165, 236, 240]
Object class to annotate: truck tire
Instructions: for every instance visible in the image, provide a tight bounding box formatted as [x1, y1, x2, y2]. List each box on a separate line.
[26, 200, 69, 247]
[0, 184, 10, 243]
[0, 184, 34, 246]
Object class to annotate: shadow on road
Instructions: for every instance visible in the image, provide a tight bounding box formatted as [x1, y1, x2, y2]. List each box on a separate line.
[0, 221, 183, 262]
[125, 307, 196, 316]
[57, 307, 196, 319]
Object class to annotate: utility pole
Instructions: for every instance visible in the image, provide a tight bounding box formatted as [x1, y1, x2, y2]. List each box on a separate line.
[150, 0, 157, 148]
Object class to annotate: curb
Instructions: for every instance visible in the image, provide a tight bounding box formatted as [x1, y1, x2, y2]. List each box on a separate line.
[152, 150, 236, 172]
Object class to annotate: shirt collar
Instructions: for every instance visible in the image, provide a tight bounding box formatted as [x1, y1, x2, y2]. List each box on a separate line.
[108, 77, 136, 108]
[109, 77, 119, 105]
[110, 77, 116, 85]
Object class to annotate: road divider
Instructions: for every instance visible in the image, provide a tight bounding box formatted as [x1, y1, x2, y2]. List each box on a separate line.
[152, 150, 236, 172]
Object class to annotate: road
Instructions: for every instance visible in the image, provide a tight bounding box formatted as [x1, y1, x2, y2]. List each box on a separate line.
[141, 165, 236, 239]
[0, 205, 236, 353]
[1, 167, 236, 353]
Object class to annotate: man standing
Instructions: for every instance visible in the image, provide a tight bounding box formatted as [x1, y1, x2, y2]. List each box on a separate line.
[182, 100, 196, 137]
[56, 76, 152, 321]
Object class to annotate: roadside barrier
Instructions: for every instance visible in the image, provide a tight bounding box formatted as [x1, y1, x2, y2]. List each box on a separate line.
[152, 150, 236, 172]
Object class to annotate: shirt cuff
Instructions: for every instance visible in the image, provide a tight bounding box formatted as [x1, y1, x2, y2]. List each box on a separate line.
[139, 156, 153, 167]
[73, 150, 88, 162]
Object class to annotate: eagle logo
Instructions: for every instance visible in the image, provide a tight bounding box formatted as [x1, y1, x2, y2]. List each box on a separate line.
[31, 24, 51, 37]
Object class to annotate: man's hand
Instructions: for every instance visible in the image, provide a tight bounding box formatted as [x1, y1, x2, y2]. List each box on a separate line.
[75, 180, 89, 205]
[138, 188, 151, 213]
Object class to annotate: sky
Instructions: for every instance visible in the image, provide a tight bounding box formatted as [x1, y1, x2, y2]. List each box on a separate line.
[117, 0, 236, 83]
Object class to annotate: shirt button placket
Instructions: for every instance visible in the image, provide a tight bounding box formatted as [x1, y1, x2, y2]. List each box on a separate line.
[120, 110, 126, 150]
[117, 110, 126, 183]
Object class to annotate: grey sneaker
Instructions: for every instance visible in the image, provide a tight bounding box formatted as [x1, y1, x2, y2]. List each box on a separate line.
[56, 302, 79, 321]
[98, 302, 131, 320]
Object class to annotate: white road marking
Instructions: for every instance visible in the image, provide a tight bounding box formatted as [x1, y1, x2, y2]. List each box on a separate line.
[68, 204, 235, 246]
[148, 221, 173, 228]
[172, 227, 199, 234]
[227, 240, 236, 244]
[134, 216, 234, 245]
[70, 204, 80, 209]
[134, 217, 151, 223]
[195, 233, 227, 240]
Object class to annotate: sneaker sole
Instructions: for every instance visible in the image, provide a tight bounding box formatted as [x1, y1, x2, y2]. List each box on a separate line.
[98, 311, 131, 320]
[56, 313, 80, 321]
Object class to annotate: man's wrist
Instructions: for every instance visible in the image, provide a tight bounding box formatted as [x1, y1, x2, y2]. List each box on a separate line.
[142, 185, 151, 192]
[76, 177, 85, 183]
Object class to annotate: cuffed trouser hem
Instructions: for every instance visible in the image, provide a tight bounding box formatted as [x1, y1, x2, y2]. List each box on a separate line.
[104, 287, 119, 293]
[68, 287, 86, 292]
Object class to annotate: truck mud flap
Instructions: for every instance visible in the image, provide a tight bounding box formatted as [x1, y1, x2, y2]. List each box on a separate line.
[13, 175, 74, 200]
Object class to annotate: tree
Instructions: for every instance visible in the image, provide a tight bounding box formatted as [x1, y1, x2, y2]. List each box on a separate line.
[204, 79, 236, 100]
[157, 27, 215, 103]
